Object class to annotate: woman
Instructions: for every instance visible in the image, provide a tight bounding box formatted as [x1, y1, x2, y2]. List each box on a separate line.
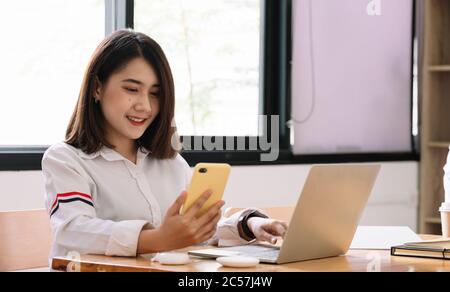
[42, 30, 287, 259]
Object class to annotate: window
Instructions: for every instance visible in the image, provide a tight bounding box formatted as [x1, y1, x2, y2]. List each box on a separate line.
[0, 0, 418, 171]
[0, 0, 105, 146]
[134, 0, 261, 137]
[290, 0, 415, 155]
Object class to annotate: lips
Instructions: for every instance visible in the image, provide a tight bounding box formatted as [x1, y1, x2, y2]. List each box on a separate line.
[127, 116, 147, 126]
[127, 116, 146, 122]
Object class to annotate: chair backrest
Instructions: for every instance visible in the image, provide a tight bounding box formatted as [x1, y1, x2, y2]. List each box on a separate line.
[0, 209, 52, 271]
[224, 206, 294, 224]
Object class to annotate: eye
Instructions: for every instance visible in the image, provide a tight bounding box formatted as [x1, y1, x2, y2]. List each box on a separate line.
[124, 87, 138, 93]
[150, 92, 160, 98]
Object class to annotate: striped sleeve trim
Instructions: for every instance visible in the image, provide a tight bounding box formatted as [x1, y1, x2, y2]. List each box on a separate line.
[50, 192, 94, 217]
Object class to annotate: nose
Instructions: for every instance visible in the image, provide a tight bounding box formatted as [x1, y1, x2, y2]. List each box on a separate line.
[134, 93, 152, 115]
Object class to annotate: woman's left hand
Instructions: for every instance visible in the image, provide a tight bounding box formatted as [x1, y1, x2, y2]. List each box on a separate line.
[247, 217, 288, 244]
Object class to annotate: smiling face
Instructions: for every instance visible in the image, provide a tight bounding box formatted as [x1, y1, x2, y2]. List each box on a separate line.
[94, 57, 161, 151]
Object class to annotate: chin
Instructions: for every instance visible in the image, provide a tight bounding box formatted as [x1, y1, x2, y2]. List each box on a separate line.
[128, 133, 145, 140]
[134, 128, 150, 139]
[124, 124, 150, 140]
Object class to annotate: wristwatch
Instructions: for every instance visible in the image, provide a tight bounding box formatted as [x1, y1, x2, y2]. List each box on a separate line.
[237, 209, 269, 241]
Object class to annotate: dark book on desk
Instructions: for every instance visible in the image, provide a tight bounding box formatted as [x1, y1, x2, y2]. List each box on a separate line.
[391, 240, 450, 260]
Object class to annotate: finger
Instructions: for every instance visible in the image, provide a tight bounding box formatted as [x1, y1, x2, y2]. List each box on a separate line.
[273, 222, 287, 237]
[264, 220, 287, 234]
[197, 212, 221, 238]
[200, 226, 218, 243]
[206, 212, 222, 231]
[184, 190, 213, 220]
[196, 200, 224, 227]
[265, 221, 285, 233]
[275, 220, 288, 229]
[256, 230, 278, 244]
[167, 191, 187, 216]
[274, 221, 288, 237]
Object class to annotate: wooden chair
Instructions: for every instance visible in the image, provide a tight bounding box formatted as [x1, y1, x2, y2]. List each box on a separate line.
[224, 206, 295, 224]
[0, 210, 52, 272]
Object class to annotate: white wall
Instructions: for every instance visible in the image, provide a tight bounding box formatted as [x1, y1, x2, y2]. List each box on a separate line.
[0, 162, 419, 231]
[224, 162, 419, 231]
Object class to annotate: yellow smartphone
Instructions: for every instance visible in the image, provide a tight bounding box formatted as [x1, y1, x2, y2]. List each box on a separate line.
[180, 163, 231, 217]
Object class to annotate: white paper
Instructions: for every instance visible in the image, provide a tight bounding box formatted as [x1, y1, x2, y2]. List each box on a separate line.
[350, 226, 422, 250]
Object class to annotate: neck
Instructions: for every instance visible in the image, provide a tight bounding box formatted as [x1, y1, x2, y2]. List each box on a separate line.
[115, 140, 138, 160]
[105, 132, 138, 163]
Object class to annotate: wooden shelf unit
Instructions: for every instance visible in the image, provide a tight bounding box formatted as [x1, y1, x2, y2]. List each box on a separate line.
[419, 0, 450, 235]
[428, 141, 450, 149]
[428, 65, 450, 72]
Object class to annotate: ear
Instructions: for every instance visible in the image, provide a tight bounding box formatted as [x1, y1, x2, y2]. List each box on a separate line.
[93, 77, 103, 101]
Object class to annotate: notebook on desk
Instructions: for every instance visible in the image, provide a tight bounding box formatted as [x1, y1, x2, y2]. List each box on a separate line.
[391, 239, 450, 260]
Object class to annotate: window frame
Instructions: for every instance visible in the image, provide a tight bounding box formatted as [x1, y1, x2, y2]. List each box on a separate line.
[0, 0, 134, 171]
[0, 0, 419, 171]
[178, 0, 419, 165]
[179, 0, 292, 165]
[286, 0, 420, 164]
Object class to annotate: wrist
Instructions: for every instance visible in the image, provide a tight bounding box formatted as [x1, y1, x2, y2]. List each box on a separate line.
[137, 229, 165, 254]
[237, 209, 269, 241]
[246, 217, 258, 232]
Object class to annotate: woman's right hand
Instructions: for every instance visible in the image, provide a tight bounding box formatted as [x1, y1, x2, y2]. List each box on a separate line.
[153, 190, 225, 252]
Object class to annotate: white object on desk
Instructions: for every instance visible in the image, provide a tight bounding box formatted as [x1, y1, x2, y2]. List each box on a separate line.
[350, 226, 422, 250]
[216, 256, 260, 268]
[152, 252, 191, 265]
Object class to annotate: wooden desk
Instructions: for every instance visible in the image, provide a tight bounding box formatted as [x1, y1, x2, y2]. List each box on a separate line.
[51, 235, 450, 272]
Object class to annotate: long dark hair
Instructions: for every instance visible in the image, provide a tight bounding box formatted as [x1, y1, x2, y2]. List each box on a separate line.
[65, 29, 178, 159]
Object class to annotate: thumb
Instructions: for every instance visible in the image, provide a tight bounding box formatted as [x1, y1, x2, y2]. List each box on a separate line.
[167, 191, 187, 216]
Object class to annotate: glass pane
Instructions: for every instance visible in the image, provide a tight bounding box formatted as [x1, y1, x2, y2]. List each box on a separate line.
[291, 0, 413, 154]
[0, 0, 105, 146]
[134, 0, 261, 136]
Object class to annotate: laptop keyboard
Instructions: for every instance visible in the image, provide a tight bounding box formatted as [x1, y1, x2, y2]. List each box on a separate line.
[220, 245, 280, 261]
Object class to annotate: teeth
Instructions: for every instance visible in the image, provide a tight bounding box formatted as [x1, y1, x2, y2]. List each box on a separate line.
[128, 116, 145, 123]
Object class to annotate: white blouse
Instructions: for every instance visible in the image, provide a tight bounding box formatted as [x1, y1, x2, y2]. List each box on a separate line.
[42, 142, 250, 260]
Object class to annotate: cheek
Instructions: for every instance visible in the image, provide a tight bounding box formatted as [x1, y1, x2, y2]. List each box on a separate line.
[106, 91, 129, 110]
[152, 99, 161, 114]
[101, 94, 129, 120]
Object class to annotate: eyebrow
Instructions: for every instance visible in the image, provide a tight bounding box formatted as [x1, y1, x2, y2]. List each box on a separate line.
[122, 79, 160, 88]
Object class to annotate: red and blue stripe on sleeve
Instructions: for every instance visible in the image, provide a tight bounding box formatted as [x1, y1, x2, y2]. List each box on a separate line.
[50, 192, 94, 217]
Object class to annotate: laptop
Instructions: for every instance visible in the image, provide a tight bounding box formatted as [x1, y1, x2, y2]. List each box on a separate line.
[188, 164, 381, 264]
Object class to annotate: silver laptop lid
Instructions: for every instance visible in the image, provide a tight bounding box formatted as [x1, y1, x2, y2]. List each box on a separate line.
[277, 164, 380, 264]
